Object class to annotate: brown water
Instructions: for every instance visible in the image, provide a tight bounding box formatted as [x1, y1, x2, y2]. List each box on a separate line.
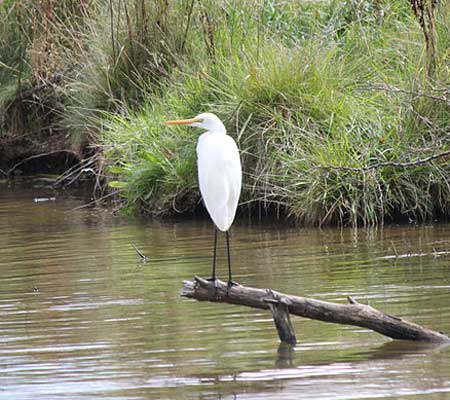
[1, 180, 450, 400]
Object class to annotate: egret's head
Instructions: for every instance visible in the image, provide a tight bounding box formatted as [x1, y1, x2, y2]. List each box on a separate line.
[165, 112, 226, 134]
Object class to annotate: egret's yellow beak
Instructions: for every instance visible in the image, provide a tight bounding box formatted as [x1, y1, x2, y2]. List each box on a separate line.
[165, 117, 202, 125]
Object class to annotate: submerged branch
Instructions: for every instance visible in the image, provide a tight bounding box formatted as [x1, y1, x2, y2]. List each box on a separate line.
[68, 189, 119, 211]
[182, 277, 450, 344]
[131, 243, 149, 263]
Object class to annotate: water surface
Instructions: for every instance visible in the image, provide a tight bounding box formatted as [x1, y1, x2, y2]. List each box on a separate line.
[1, 180, 450, 399]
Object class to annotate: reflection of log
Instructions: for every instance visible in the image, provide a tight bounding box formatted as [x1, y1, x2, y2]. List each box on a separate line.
[181, 277, 450, 344]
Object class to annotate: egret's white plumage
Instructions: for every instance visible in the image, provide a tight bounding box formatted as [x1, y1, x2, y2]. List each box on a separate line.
[196, 116, 241, 232]
[165, 112, 242, 283]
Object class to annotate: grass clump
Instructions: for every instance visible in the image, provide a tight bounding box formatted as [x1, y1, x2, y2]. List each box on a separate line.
[101, 0, 450, 226]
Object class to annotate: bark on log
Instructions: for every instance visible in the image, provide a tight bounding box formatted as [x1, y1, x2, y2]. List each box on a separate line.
[181, 277, 450, 344]
[266, 290, 297, 345]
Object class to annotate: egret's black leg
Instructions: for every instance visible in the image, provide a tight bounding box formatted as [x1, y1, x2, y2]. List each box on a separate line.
[226, 231, 238, 287]
[209, 228, 217, 281]
[226, 231, 231, 282]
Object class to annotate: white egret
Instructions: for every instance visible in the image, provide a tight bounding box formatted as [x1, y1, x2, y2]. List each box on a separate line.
[165, 113, 242, 285]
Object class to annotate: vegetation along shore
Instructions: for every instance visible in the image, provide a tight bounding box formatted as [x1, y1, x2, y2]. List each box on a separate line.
[1, 0, 449, 226]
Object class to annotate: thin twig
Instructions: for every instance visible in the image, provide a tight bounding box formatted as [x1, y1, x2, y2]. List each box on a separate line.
[6, 150, 79, 177]
[321, 148, 450, 172]
[131, 243, 149, 263]
[53, 153, 101, 187]
[69, 190, 118, 211]
[54, 159, 93, 185]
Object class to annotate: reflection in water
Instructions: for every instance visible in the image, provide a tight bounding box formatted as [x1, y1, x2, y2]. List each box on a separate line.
[275, 343, 295, 368]
[1, 181, 450, 399]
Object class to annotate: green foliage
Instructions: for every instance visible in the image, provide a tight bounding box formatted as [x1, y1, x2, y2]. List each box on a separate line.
[102, 104, 199, 214]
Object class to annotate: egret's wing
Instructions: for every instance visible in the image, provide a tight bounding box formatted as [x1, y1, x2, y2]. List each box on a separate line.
[197, 133, 242, 231]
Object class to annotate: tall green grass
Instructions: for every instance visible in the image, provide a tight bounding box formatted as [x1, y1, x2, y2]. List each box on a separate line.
[100, 0, 450, 225]
[1, 0, 450, 225]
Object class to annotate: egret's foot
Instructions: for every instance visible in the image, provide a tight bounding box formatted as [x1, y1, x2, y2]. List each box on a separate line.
[226, 280, 238, 296]
[206, 277, 219, 288]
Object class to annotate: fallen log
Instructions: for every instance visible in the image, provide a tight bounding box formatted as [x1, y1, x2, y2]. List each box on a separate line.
[181, 277, 450, 344]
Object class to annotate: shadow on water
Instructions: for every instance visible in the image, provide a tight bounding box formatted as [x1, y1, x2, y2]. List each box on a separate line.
[1, 180, 450, 399]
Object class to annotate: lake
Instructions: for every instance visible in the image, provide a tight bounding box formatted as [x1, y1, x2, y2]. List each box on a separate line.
[1, 180, 450, 399]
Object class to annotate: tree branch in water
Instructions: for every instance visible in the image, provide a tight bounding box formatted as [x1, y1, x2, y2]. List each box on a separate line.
[182, 277, 450, 344]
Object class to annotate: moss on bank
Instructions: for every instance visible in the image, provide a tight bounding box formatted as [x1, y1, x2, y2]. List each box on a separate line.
[1, 1, 450, 225]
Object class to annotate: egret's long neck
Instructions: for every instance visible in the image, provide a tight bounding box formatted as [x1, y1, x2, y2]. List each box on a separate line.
[211, 120, 226, 135]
